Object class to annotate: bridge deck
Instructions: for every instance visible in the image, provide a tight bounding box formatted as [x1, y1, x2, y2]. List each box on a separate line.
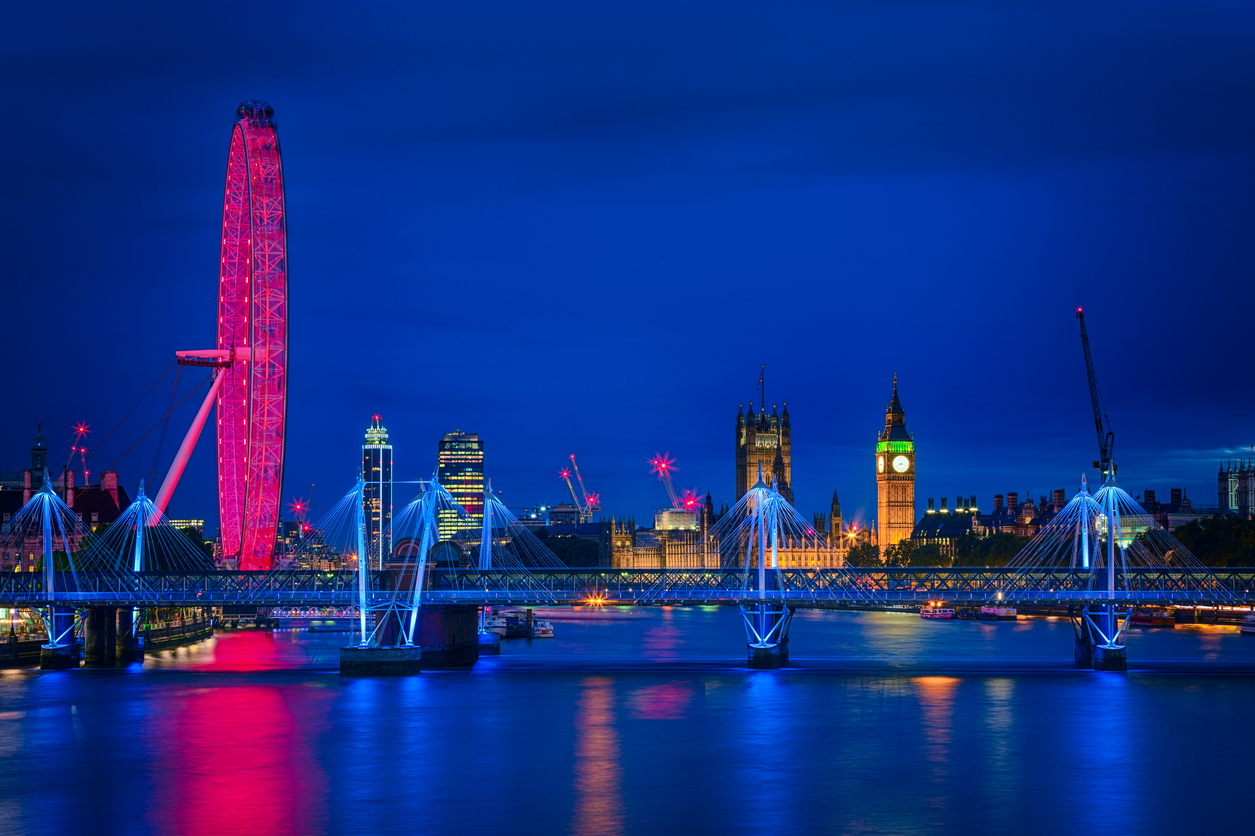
[1, 568, 1251, 608]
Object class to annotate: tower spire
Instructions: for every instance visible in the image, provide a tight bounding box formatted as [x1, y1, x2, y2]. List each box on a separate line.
[759, 364, 765, 417]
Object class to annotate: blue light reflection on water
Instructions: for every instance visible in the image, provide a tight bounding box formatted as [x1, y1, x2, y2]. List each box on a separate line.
[0, 608, 1251, 835]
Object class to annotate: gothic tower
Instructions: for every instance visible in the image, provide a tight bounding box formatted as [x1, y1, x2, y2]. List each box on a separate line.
[735, 401, 792, 502]
[875, 375, 915, 550]
[830, 490, 844, 554]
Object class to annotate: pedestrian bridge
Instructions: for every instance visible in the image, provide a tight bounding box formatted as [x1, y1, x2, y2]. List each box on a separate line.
[2, 567, 1251, 608]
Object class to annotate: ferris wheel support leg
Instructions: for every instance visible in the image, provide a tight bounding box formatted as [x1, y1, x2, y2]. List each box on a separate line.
[154, 370, 226, 514]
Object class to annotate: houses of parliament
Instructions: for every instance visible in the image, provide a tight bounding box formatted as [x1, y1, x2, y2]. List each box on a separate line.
[733, 376, 916, 555]
[603, 375, 916, 569]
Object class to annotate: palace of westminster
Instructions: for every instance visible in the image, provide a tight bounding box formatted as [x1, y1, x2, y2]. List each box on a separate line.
[602, 376, 917, 569]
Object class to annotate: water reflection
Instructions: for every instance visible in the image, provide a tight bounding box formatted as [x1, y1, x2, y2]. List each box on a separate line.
[571, 676, 623, 835]
[912, 675, 959, 822]
[0, 611, 1251, 833]
[146, 683, 332, 835]
[627, 681, 693, 720]
[982, 678, 1017, 812]
[640, 625, 683, 661]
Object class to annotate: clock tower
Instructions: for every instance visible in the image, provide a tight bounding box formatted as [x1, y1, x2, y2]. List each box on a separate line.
[875, 375, 915, 551]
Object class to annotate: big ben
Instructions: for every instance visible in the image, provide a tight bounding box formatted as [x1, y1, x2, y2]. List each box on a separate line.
[876, 374, 915, 550]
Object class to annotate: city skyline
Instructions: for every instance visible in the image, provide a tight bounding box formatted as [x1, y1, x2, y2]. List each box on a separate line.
[2, 5, 1253, 833]
[3, 2, 1253, 532]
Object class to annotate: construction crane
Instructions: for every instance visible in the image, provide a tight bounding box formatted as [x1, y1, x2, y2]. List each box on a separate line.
[64, 422, 91, 485]
[649, 452, 682, 507]
[288, 483, 315, 535]
[649, 453, 704, 521]
[1076, 307, 1115, 479]
[568, 454, 600, 514]
[559, 464, 596, 523]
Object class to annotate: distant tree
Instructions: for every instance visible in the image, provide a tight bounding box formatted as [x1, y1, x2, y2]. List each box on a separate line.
[1173, 515, 1255, 567]
[34, 550, 74, 572]
[952, 532, 981, 565]
[544, 535, 601, 568]
[909, 543, 950, 567]
[179, 526, 217, 564]
[883, 540, 913, 567]
[974, 532, 1029, 567]
[846, 543, 881, 567]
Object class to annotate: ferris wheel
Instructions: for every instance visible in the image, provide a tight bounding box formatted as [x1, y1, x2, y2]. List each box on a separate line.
[155, 101, 288, 570]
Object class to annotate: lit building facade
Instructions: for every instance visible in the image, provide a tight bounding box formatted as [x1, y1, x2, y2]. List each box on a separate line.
[812, 491, 850, 560]
[362, 415, 393, 569]
[437, 429, 484, 540]
[601, 517, 842, 570]
[876, 375, 916, 550]
[1218, 459, 1254, 516]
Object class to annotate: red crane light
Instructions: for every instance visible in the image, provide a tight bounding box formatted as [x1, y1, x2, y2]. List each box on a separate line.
[649, 452, 677, 476]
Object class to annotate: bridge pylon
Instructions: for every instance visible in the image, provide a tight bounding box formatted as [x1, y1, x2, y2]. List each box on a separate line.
[711, 465, 848, 668]
[996, 474, 1232, 671]
[339, 476, 485, 675]
[0, 475, 93, 668]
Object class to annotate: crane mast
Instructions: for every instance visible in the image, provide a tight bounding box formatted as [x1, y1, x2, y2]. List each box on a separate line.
[568, 454, 600, 513]
[649, 453, 682, 508]
[559, 467, 592, 523]
[1076, 307, 1115, 479]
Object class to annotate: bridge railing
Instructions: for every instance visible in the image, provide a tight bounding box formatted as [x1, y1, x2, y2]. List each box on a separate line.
[0, 570, 387, 606]
[1, 567, 1252, 606]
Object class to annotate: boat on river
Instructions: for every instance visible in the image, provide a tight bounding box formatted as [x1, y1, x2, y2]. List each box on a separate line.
[920, 605, 955, 620]
[1240, 613, 1255, 636]
[488, 611, 555, 638]
[1130, 608, 1176, 629]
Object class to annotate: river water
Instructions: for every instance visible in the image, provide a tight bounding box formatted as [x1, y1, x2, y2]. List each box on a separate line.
[0, 607, 1252, 835]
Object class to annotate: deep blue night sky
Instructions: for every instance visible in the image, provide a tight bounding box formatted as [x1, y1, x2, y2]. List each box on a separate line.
[3, 1, 1253, 532]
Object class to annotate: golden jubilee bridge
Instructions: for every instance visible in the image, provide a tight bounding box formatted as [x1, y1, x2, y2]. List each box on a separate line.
[2, 469, 1251, 672]
[0, 567, 1251, 610]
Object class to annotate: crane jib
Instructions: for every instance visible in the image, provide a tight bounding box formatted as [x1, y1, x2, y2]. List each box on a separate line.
[1077, 308, 1113, 475]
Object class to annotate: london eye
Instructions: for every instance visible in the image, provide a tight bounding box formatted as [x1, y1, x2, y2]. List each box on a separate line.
[155, 101, 288, 570]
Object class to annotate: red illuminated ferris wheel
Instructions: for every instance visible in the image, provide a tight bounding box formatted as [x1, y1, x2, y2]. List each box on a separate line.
[155, 101, 287, 570]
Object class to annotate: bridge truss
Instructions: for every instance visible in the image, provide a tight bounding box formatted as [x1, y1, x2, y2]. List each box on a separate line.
[1, 568, 1249, 609]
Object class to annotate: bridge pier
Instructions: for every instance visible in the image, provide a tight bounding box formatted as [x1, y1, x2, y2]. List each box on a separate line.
[39, 607, 80, 669]
[340, 605, 480, 676]
[416, 605, 479, 668]
[83, 607, 117, 666]
[741, 602, 793, 670]
[116, 608, 144, 664]
[1070, 605, 1128, 672]
[340, 645, 423, 676]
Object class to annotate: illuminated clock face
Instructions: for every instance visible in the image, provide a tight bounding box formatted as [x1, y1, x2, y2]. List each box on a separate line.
[878, 456, 885, 473]
[892, 455, 910, 473]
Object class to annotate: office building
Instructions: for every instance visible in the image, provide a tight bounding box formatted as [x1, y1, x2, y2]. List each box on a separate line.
[437, 429, 484, 540]
[362, 415, 393, 569]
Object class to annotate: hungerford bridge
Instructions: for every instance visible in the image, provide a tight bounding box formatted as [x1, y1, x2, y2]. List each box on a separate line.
[2, 466, 1251, 673]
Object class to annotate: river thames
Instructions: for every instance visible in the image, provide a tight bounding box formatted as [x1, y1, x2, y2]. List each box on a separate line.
[1, 607, 1253, 835]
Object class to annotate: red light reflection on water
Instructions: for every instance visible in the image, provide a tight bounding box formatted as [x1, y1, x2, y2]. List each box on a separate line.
[142, 631, 334, 833]
[627, 681, 693, 720]
[147, 630, 323, 673]
[146, 682, 332, 834]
